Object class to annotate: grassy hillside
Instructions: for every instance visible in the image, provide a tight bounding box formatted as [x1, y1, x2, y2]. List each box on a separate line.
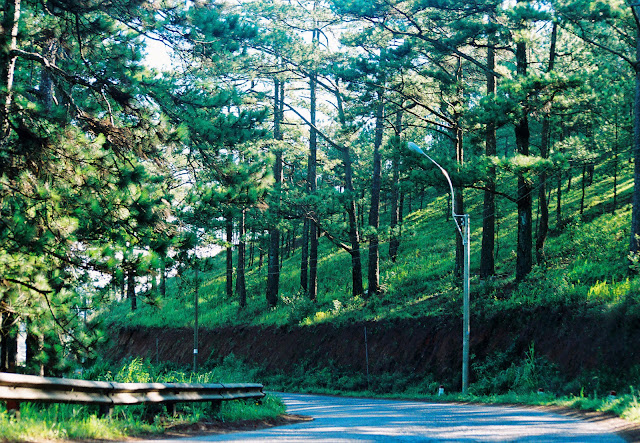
[99, 160, 639, 331]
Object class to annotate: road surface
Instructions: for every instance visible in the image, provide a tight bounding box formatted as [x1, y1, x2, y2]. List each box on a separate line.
[143, 393, 627, 442]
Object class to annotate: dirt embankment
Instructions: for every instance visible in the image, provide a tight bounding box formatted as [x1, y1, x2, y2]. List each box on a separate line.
[105, 305, 640, 388]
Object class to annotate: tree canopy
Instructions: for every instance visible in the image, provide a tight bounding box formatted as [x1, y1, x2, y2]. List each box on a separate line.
[0, 0, 638, 374]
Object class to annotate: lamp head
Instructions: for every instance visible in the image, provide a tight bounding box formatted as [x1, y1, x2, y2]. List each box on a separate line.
[407, 141, 425, 155]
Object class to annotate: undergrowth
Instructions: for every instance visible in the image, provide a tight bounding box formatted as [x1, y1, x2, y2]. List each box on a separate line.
[100, 163, 639, 331]
[0, 358, 284, 442]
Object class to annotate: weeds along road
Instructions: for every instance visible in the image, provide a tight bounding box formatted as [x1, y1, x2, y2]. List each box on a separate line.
[143, 393, 627, 442]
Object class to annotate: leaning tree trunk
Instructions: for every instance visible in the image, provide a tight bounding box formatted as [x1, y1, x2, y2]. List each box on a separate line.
[335, 88, 364, 297]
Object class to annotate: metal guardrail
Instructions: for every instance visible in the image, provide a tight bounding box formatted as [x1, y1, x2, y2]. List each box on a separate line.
[0, 372, 265, 417]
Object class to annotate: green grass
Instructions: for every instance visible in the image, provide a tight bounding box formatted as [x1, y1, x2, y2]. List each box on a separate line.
[0, 358, 285, 442]
[92, 158, 640, 424]
[99, 158, 639, 330]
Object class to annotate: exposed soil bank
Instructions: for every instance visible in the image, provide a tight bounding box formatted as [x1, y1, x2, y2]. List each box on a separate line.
[105, 305, 640, 390]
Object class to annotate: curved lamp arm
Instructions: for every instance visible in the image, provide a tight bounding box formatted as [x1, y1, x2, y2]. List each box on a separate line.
[407, 141, 463, 239]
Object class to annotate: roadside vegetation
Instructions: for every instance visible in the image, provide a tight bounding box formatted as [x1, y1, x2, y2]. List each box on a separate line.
[0, 358, 285, 442]
[95, 162, 640, 425]
[103, 166, 636, 330]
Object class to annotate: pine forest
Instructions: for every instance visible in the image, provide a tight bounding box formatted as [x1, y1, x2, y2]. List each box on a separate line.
[3, 0, 640, 423]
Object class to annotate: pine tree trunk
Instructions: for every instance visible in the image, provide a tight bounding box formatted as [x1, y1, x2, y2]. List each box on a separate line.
[127, 268, 137, 311]
[151, 270, 157, 296]
[25, 323, 43, 375]
[367, 90, 384, 296]
[0, 0, 20, 137]
[481, 42, 497, 279]
[160, 259, 166, 299]
[536, 22, 557, 264]
[308, 64, 318, 302]
[300, 219, 309, 292]
[556, 172, 563, 228]
[226, 213, 234, 300]
[389, 110, 403, 263]
[335, 87, 364, 297]
[120, 269, 126, 300]
[0, 313, 17, 372]
[630, 27, 640, 255]
[580, 166, 586, 215]
[515, 32, 533, 283]
[267, 78, 284, 308]
[453, 58, 465, 280]
[613, 114, 619, 214]
[236, 208, 247, 308]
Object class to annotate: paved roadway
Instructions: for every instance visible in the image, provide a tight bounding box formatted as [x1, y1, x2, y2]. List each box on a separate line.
[143, 393, 627, 442]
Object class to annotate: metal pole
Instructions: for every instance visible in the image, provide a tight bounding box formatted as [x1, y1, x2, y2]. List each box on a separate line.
[462, 214, 470, 395]
[408, 141, 471, 394]
[364, 326, 370, 390]
[193, 244, 199, 373]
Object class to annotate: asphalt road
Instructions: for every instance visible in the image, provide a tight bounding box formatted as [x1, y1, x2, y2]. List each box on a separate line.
[144, 393, 627, 442]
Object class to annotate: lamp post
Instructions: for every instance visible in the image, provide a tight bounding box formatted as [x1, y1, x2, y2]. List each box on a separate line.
[193, 236, 199, 373]
[408, 142, 470, 395]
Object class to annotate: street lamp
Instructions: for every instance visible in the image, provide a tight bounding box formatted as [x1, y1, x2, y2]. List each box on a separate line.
[407, 141, 470, 395]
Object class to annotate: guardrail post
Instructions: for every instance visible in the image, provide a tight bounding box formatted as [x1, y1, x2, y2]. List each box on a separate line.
[210, 400, 221, 415]
[5, 400, 20, 419]
[98, 404, 113, 419]
[167, 402, 177, 417]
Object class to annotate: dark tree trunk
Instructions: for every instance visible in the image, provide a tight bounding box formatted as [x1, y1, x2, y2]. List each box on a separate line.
[127, 267, 137, 311]
[249, 228, 255, 266]
[0, 313, 17, 372]
[300, 218, 309, 292]
[389, 110, 403, 263]
[580, 165, 586, 215]
[556, 172, 563, 228]
[151, 270, 157, 296]
[515, 33, 533, 283]
[481, 42, 497, 279]
[367, 90, 384, 296]
[267, 78, 284, 308]
[226, 213, 234, 300]
[613, 112, 620, 214]
[236, 209, 247, 308]
[630, 27, 640, 255]
[120, 266, 126, 300]
[453, 58, 465, 280]
[160, 259, 166, 299]
[536, 22, 557, 264]
[335, 86, 364, 297]
[25, 323, 43, 375]
[308, 59, 318, 302]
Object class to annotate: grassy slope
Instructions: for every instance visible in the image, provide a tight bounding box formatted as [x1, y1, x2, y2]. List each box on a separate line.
[102, 161, 637, 331]
[95, 163, 640, 426]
